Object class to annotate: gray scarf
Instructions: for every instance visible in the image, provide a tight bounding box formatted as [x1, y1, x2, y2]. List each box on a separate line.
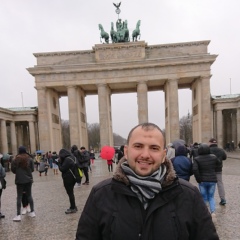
[121, 162, 167, 209]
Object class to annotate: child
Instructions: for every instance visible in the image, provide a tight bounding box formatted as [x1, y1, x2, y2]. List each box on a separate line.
[107, 159, 113, 172]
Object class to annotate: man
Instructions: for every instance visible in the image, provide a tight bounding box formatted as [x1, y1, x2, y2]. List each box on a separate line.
[76, 123, 219, 240]
[72, 146, 90, 185]
[209, 138, 227, 205]
[58, 149, 78, 214]
[171, 145, 193, 181]
[190, 142, 199, 160]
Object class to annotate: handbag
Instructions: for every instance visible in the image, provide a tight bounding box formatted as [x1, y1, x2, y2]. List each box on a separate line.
[78, 168, 83, 178]
[0, 178, 6, 189]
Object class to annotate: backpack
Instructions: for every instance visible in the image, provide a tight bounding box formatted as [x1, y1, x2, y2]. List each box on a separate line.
[67, 157, 83, 183]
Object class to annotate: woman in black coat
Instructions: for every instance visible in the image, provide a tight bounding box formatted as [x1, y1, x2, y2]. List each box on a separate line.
[58, 149, 78, 214]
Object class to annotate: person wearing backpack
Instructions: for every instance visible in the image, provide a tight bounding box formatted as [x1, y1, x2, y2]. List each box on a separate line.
[57, 149, 78, 214]
[79, 146, 90, 185]
[71, 145, 82, 188]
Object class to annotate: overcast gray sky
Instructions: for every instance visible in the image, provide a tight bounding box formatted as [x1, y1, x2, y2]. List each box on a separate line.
[1, 0, 239, 138]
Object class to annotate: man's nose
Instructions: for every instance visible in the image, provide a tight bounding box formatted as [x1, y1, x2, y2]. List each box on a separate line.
[140, 147, 150, 158]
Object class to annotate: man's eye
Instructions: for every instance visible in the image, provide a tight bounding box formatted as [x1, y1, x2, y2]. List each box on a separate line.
[134, 145, 142, 149]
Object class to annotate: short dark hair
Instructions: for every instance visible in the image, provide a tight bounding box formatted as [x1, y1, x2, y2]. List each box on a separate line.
[80, 146, 86, 150]
[126, 123, 165, 147]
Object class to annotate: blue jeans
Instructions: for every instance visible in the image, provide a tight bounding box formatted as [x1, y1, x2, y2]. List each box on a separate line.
[199, 182, 216, 213]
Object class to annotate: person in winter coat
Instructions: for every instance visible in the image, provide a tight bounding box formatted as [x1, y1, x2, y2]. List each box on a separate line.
[190, 142, 199, 160]
[89, 149, 95, 165]
[71, 146, 90, 185]
[52, 151, 59, 175]
[106, 159, 113, 172]
[208, 138, 227, 205]
[11, 146, 35, 222]
[57, 149, 78, 214]
[0, 158, 6, 218]
[117, 145, 124, 164]
[76, 123, 219, 240]
[193, 143, 219, 218]
[171, 145, 193, 181]
[166, 143, 175, 160]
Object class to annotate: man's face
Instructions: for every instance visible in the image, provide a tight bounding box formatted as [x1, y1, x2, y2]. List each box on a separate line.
[124, 127, 166, 176]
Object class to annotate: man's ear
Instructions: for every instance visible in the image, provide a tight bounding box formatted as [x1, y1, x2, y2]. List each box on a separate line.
[124, 145, 128, 160]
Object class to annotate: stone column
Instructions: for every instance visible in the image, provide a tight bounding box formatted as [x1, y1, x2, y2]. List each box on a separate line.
[22, 124, 29, 150]
[237, 108, 240, 146]
[67, 86, 80, 147]
[164, 79, 179, 143]
[232, 111, 237, 146]
[17, 124, 23, 147]
[29, 121, 36, 154]
[216, 110, 223, 148]
[10, 121, 17, 155]
[98, 84, 113, 147]
[226, 112, 232, 142]
[200, 76, 212, 143]
[137, 81, 148, 123]
[36, 87, 50, 152]
[1, 119, 8, 153]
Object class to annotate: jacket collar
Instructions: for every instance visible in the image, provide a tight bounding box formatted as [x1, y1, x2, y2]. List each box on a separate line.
[113, 157, 176, 188]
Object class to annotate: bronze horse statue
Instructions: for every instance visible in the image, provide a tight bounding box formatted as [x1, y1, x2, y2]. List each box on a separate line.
[132, 20, 141, 42]
[110, 22, 118, 43]
[99, 24, 109, 44]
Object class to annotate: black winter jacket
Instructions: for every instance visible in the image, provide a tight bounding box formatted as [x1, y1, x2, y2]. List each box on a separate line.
[209, 144, 227, 172]
[76, 158, 219, 240]
[58, 149, 76, 183]
[11, 153, 34, 184]
[193, 144, 219, 183]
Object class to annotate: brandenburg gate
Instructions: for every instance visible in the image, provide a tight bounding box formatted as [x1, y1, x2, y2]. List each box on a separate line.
[27, 40, 217, 152]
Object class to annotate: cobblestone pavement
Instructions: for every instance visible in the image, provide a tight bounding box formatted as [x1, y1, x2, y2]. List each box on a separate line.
[0, 152, 240, 240]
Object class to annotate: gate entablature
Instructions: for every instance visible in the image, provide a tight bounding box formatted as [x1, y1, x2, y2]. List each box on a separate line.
[27, 39, 217, 150]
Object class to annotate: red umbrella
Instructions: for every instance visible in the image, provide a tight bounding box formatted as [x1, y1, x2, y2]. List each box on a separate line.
[100, 146, 115, 160]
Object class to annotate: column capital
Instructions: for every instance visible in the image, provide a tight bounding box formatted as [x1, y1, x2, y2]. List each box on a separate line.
[137, 80, 148, 85]
[167, 78, 179, 82]
[97, 83, 107, 88]
[35, 86, 47, 91]
[67, 85, 77, 89]
[200, 75, 212, 80]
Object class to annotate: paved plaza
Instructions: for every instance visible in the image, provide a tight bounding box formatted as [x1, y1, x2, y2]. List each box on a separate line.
[0, 152, 240, 240]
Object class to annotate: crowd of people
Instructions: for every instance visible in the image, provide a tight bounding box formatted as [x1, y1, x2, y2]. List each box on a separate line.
[0, 122, 231, 239]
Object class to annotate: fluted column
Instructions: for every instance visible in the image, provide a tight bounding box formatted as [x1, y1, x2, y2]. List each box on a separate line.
[29, 121, 36, 154]
[137, 81, 148, 123]
[10, 121, 17, 155]
[237, 108, 240, 146]
[200, 76, 212, 143]
[1, 119, 8, 153]
[98, 84, 113, 147]
[17, 124, 23, 147]
[22, 124, 29, 149]
[232, 111, 237, 146]
[216, 110, 223, 148]
[67, 86, 80, 147]
[164, 79, 179, 143]
[36, 87, 50, 152]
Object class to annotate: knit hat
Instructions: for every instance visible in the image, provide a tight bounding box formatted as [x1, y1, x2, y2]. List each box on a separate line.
[18, 146, 27, 154]
[209, 138, 217, 144]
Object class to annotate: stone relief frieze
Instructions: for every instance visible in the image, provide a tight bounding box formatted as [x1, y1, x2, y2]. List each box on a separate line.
[97, 48, 142, 61]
